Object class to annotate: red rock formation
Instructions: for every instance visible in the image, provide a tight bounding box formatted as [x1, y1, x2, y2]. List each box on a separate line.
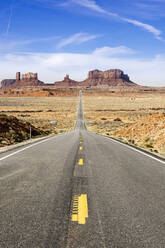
[1, 72, 44, 88]
[1, 69, 137, 89]
[16, 72, 21, 81]
[55, 74, 78, 87]
[54, 70, 136, 87]
[1, 79, 16, 88]
[80, 69, 136, 87]
[22, 72, 38, 81]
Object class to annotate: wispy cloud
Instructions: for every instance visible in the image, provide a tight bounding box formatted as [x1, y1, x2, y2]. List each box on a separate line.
[56, 32, 98, 48]
[93, 46, 135, 56]
[71, 0, 118, 17]
[6, 5, 13, 35]
[66, 0, 163, 40]
[0, 36, 60, 50]
[121, 17, 162, 40]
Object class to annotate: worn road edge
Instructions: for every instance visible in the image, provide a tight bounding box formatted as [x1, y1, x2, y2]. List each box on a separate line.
[87, 130, 165, 163]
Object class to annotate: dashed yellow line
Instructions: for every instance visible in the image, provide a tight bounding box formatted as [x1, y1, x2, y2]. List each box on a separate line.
[71, 194, 88, 224]
[78, 158, 83, 165]
[80, 146, 83, 150]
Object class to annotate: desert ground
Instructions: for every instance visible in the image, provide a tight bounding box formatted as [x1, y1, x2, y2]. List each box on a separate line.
[1, 92, 165, 156]
[83, 93, 165, 156]
[0, 97, 78, 135]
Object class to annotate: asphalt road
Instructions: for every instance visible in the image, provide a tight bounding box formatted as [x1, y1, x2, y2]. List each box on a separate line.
[1, 91, 165, 247]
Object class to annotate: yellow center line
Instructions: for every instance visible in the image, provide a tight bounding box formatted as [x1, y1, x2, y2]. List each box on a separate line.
[71, 194, 88, 224]
[78, 158, 83, 165]
[80, 146, 83, 150]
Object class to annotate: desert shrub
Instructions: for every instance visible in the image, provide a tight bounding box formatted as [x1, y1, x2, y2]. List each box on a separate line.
[128, 139, 135, 144]
[6, 132, 11, 139]
[20, 130, 29, 140]
[14, 135, 22, 142]
[145, 137, 150, 142]
[144, 138, 154, 148]
[114, 118, 122, 122]
[145, 143, 153, 148]
[154, 149, 158, 153]
[9, 128, 15, 136]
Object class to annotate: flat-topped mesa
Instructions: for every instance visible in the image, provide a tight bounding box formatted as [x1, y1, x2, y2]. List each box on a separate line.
[1, 72, 44, 88]
[81, 69, 136, 87]
[54, 74, 79, 87]
[1, 68, 138, 89]
[88, 69, 129, 80]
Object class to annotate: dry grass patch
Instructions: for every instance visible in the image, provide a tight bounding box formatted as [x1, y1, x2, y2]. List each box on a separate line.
[83, 94, 165, 156]
[0, 97, 78, 134]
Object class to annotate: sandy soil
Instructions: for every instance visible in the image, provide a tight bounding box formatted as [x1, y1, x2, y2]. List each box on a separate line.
[0, 97, 78, 134]
[83, 94, 165, 156]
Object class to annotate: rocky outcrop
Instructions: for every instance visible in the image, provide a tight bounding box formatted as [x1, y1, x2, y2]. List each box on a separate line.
[1, 72, 44, 88]
[54, 70, 136, 87]
[80, 69, 136, 87]
[22, 72, 38, 81]
[0, 114, 47, 147]
[1, 79, 16, 88]
[55, 74, 78, 87]
[1, 69, 137, 89]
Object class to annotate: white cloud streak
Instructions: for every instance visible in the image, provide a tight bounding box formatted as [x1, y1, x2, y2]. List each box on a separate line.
[122, 17, 162, 40]
[93, 46, 135, 56]
[71, 0, 118, 17]
[56, 32, 98, 48]
[0, 36, 60, 50]
[6, 5, 13, 35]
[70, 0, 162, 39]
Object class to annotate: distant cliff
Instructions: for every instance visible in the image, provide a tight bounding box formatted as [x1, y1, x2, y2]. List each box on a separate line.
[1, 69, 137, 89]
[55, 74, 79, 87]
[1, 72, 44, 88]
[79, 69, 137, 87]
[1, 79, 16, 88]
[54, 69, 137, 87]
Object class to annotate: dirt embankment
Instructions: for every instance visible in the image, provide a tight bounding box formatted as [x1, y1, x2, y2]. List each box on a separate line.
[83, 95, 165, 156]
[113, 113, 165, 155]
[0, 114, 48, 147]
[0, 97, 78, 137]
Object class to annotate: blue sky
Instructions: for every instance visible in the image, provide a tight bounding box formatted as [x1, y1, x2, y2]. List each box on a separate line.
[0, 0, 165, 85]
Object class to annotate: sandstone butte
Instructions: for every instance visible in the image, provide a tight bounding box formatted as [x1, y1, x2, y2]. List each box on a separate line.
[0, 69, 137, 89]
[1, 72, 44, 88]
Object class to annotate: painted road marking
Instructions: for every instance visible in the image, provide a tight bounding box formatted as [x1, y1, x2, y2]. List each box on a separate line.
[80, 146, 83, 150]
[78, 158, 84, 165]
[72, 195, 79, 222]
[71, 194, 88, 224]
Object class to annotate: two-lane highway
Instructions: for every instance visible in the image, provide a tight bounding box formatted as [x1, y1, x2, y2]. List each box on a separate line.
[1, 92, 165, 247]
